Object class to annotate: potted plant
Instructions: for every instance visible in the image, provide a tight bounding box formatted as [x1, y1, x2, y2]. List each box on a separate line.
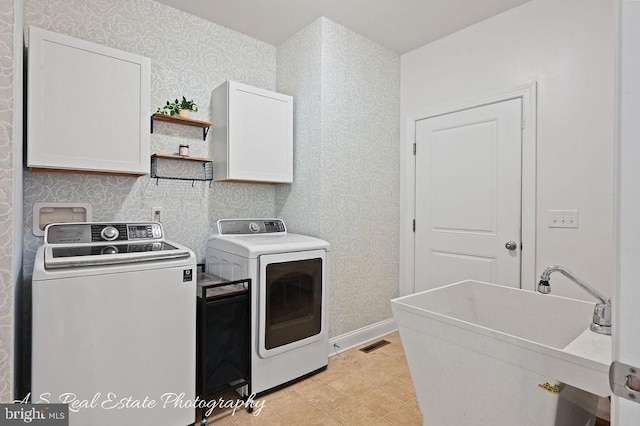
[177, 96, 198, 118]
[156, 96, 198, 118]
[156, 100, 179, 116]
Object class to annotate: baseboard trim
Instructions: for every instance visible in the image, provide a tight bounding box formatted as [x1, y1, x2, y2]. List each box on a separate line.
[327, 318, 397, 357]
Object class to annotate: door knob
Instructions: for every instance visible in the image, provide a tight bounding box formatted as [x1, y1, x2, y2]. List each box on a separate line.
[505, 241, 518, 251]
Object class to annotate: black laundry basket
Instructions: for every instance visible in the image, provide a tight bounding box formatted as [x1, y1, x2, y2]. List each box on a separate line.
[199, 292, 249, 392]
[196, 272, 251, 419]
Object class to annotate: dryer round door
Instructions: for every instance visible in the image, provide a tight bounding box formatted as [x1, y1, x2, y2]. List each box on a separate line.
[258, 249, 326, 358]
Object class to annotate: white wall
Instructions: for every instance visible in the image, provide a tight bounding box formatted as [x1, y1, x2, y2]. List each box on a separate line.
[400, 0, 615, 300]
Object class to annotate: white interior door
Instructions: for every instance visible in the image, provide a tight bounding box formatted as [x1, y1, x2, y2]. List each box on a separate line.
[414, 98, 522, 292]
[614, 1, 640, 424]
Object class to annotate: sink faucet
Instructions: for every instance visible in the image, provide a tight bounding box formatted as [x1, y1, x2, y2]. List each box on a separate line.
[538, 265, 611, 335]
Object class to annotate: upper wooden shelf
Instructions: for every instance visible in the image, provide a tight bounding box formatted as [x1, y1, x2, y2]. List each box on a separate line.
[150, 113, 212, 140]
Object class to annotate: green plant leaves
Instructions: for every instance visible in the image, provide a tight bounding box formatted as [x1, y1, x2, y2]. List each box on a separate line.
[156, 96, 197, 115]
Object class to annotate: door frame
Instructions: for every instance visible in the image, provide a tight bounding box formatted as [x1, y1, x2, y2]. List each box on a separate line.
[399, 82, 537, 296]
[613, 0, 640, 423]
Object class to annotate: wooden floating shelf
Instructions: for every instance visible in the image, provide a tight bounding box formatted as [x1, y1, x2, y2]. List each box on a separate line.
[150, 113, 212, 140]
[151, 113, 212, 128]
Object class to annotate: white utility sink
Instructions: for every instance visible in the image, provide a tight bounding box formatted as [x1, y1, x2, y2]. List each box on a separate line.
[391, 280, 611, 426]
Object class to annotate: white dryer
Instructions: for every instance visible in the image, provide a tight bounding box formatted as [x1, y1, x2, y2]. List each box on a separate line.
[32, 222, 196, 425]
[206, 219, 329, 394]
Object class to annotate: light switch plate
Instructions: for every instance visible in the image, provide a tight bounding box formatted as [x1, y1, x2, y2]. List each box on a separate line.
[548, 210, 579, 228]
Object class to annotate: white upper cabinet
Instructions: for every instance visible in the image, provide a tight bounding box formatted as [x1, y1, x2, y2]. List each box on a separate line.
[212, 81, 293, 183]
[27, 27, 151, 175]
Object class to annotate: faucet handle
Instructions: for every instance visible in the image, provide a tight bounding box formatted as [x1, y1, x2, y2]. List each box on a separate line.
[593, 302, 612, 327]
[537, 280, 551, 294]
[590, 302, 612, 335]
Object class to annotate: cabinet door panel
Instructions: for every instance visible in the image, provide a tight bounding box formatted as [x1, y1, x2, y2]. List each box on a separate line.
[212, 81, 293, 183]
[229, 87, 292, 182]
[28, 27, 150, 175]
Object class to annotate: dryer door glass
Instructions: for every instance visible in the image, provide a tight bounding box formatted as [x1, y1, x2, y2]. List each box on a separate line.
[264, 257, 322, 350]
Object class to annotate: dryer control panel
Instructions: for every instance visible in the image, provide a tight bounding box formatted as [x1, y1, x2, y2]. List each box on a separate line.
[216, 219, 286, 235]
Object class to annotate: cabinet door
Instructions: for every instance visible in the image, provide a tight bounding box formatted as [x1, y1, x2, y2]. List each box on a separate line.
[227, 82, 293, 183]
[27, 27, 150, 175]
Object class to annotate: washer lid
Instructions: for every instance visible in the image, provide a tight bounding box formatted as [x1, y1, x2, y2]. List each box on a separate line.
[44, 241, 190, 269]
[40, 222, 192, 269]
[207, 232, 329, 258]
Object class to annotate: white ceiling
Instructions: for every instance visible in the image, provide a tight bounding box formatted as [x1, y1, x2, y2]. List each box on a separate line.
[153, 0, 533, 54]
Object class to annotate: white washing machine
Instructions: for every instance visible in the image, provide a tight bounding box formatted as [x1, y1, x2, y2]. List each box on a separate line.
[32, 222, 196, 426]
[206, 219, 329, 394]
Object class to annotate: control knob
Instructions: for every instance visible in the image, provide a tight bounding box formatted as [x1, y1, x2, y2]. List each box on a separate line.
[101, 226, 119, 241]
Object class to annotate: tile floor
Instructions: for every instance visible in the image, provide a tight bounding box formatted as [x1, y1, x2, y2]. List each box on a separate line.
[203, 331, 422, 425]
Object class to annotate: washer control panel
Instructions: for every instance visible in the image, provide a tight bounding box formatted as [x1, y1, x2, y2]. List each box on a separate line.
[46, 222, 164, 244]
[126, 223, 162, 240]
[217, 219, 286, 235]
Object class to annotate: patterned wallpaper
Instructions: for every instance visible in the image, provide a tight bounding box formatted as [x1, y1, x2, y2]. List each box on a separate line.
[277, 18, 400, 338]
[276, 19, 324, 236]
[0, 0, 17, 402]
[20, 0, 400, 354]
[320, 20, 400, 336]
[23, 0, 279, 277]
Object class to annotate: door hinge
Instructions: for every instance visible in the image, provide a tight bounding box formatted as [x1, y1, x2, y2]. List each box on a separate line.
[521, 119, 525, 130]
[412, 219, 415, 232]
[413, 143, 416, 155]
[610, 361, 640, 403]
